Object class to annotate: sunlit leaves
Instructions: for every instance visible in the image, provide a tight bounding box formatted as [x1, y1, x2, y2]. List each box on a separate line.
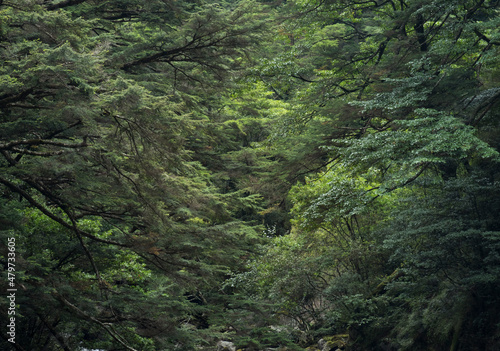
[243, 0, 500, 348]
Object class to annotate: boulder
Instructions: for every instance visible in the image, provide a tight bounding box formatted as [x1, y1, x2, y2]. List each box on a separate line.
[216, 340, 236, 351]
[317, 334, 348, 351]
[318, 339, 331, 351]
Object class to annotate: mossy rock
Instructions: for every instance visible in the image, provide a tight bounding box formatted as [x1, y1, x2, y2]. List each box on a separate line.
[322, 334, 349, 349]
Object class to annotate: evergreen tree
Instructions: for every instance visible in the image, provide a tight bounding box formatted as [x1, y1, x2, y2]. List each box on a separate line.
[0, 0, 269, 349]
[236, 0, 500, 349]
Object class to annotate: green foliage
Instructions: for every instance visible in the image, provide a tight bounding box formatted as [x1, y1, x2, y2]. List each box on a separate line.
[2, 0, 500, 349]
[234, 0, 500, 349]
[0, 0, 271, 349]
[378, 171, 500, 350]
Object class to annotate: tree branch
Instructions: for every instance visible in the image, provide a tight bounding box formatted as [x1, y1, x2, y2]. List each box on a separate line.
[53, 293, 138, 351]
[46, 0, 88, 11]
[0, 138, 87, 150]
[0, 176, 127, 247]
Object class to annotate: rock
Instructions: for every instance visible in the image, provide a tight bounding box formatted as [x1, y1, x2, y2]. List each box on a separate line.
[269, 325, 286, 333]
[216, 340, 236, 351]
[290, 328, 309, 345]
[318, 339, 329, 351]
[317, 334, 348, 351]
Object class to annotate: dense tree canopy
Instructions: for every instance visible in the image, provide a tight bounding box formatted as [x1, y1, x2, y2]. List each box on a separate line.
[237, 0, 500, 349]
[0, 0, 268, 349]
[1, 0, 500, 350]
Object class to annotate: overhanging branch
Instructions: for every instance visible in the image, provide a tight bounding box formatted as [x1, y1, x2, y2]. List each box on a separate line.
[0, 176, 127, 248]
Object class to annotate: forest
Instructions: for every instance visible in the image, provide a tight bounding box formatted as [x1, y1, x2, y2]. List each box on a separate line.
[0, 0, 499, 350]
